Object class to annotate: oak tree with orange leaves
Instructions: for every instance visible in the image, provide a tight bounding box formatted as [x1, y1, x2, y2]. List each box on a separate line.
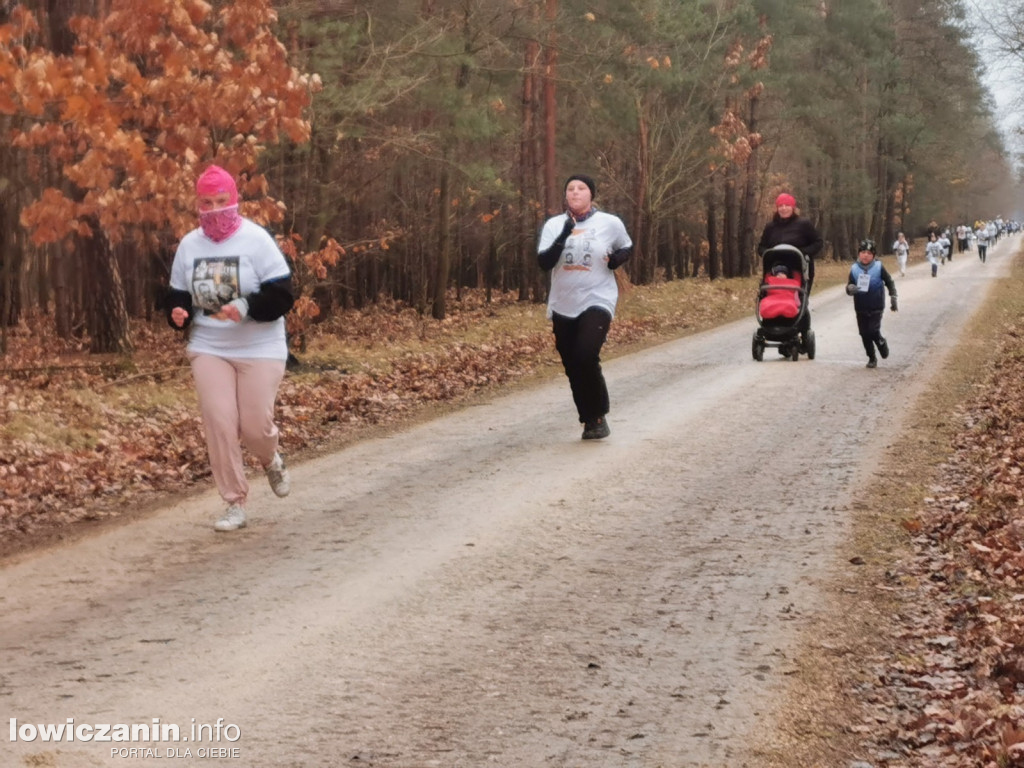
[0, 0, 319, 353]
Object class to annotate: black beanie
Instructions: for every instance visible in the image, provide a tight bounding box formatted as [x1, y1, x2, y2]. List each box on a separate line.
[564, 174, 596, 199]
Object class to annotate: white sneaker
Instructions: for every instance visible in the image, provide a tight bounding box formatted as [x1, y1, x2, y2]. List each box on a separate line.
[214, 504, 247, 532]
[265, 453, 291, 497]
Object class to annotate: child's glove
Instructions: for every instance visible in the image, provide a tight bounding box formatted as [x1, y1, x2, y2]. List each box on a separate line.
[890, 296, 899, 312]
[845, 283, 857, 296]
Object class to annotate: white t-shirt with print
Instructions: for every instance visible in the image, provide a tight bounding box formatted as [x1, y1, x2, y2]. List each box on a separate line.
[170, 219, 291, 360]
[537, 210, 632, 320]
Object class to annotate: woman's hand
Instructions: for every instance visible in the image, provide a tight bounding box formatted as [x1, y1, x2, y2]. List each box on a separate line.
[171, 307, 190, 327]
[212, 298, 248, 323]
[214, 304, 242, 322]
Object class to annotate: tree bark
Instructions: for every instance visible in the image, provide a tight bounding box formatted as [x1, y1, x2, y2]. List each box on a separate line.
[739, 93, 759, 276]
[433, 154, 451, 320]
[633, 97, 650, 283]
[518, 28, 540, 302]
[723, 164, 738, 278]
[706, 179, 720, 281]
[82, 223, 133, 355]
[542, 0, 558, 216]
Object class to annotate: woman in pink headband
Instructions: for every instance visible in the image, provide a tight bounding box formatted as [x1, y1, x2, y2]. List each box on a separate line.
[165, 165, 296, 532]
[757, 191, 823, 331]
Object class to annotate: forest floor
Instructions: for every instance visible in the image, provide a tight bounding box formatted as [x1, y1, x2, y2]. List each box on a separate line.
[3, 244, 1024, 766]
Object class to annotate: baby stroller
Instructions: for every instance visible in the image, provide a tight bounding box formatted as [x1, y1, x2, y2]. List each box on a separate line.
[751, 244, 816, 362]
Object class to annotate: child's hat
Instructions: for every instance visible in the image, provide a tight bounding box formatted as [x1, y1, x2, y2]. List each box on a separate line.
[858, 238, 876, 254]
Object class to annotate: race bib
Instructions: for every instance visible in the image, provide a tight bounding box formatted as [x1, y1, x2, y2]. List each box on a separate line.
[857, 272, 871, 292]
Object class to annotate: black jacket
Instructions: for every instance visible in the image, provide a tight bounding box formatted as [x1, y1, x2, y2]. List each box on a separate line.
[757, 214, 823, 259]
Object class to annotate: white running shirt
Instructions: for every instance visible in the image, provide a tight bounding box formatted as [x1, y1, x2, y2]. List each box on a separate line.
[537, 210, 632, 320]
[170, 219, 292, 360]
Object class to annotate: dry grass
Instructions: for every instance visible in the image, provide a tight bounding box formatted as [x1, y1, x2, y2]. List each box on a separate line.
[299, 261, 851, 370]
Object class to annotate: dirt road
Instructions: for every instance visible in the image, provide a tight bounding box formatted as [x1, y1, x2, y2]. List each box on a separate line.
[2, 239, 1016, 768]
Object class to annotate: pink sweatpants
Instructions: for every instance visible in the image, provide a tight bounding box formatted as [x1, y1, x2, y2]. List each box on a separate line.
[188, 353, 286, 505]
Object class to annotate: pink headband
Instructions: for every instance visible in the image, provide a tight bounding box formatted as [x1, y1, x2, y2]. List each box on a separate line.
[195, 165, 238, 205]
[775, 193, 796, 208]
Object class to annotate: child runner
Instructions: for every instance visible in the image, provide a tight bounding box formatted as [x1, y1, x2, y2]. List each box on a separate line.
[845, 239, 898, 369]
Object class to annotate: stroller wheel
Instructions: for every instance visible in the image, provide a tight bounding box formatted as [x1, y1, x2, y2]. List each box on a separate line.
[790, 343, 800, 361]
[804, 329, 816, 360]
[751, 333, 765, 362]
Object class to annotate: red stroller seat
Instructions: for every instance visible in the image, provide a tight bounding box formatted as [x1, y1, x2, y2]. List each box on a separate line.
[759, 272, 802, 319]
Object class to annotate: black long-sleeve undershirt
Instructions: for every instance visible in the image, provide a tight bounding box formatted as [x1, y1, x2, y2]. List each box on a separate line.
[165, 275, 294, 328]
[538, 217, 576, 271]
[538, 218, 632, 271]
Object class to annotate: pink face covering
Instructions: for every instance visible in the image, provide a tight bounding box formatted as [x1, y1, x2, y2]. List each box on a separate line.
[199, 205, 242, 242]
[196, 165, 242, 242]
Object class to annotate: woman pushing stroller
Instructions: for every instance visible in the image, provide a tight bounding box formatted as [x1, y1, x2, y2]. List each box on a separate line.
[758, 193, 823, 294]
[751, 244, 814, 361]
[757, 193, 823, 340]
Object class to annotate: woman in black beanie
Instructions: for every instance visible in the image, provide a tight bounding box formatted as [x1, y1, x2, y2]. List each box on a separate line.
[536, 174, 633, 440]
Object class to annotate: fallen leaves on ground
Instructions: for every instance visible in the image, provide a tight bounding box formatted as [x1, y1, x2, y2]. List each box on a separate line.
[0, 278, 757, 551]
[844, 321, 1024, 768]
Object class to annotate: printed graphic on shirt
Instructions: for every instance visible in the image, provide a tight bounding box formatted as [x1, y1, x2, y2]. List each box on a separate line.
[192, 257, 240, 315]
[563, 232, 595, 270]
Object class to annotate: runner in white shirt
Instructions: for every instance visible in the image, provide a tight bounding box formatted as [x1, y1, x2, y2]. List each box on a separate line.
[167, 165, 295, 532]
[891, 231, 910, 277]
[537, 174, 632, 440]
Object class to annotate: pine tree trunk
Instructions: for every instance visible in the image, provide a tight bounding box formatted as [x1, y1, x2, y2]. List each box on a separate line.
[662, 218, 676, 282]
[485, 211, 497, 303]
[740, 93, 759, 276]
[0, 184, 20, 331]
[433, 155, 451, 320]
[0, 238, 12, 355]
[870, 135, 883, 238]
[0, 133, 17, 336]
[706, 180, 720, 280]
[898, 177, 910, 236]
[632, 96, 650, 283]
[517, 37, 538, 302]
[882, 176, 898, 247]
[542, 0, 558, 216]
[723, 166, 738, 278]
[683, 226, 695, 279]
[53, 242, 74, 339]
[82, 224, 132, 355]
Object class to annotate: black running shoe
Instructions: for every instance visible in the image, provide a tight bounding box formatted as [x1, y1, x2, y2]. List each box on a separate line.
[877, 338, 889, 359]
[866, 358, 877, 369]
[582, 417, 611, 440]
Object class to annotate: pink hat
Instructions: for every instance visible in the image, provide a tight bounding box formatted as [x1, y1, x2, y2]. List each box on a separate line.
[775, 193, 796, 208]
[195, 165, 238, 205]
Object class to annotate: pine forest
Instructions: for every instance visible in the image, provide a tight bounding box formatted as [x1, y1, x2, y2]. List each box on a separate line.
[0, 0, 1020, 356]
